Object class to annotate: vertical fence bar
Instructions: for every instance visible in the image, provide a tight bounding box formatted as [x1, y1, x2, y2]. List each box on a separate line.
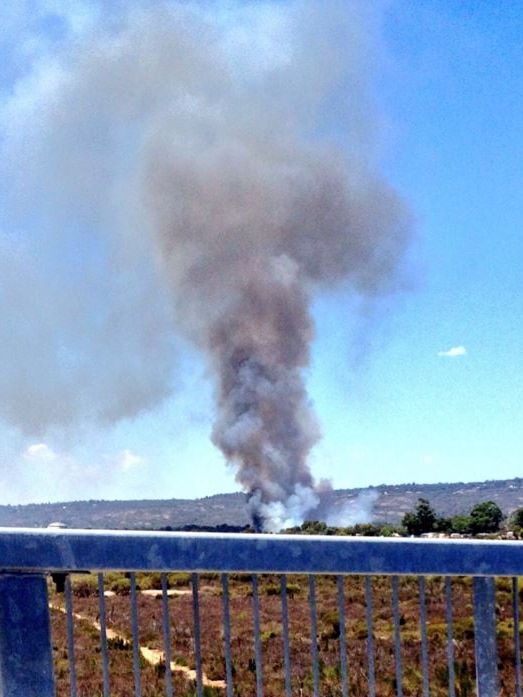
[130, 572, 142, 697]
[161, 573, 173, 697]
[0, 573, 55, 697]
[191, 573, 204, 697]
[97, 573, 110, 697]
[308, 575, 320, 697]
[392, 576, 403, 697]
[337, 575, 349, 697]
[221, 574, 234, 697]
[418, 576, 429, 697]
[445, 576, 456, 697]
[64, 574, 78, 697]
[252, 575, 263, 697]
[513, 577, 522, 697]
[473, 576, 499, 697]
[280, 575, 292, 697]
[365, 575, 376, 697]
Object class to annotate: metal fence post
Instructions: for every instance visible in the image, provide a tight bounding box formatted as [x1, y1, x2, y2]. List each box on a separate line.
[0, 573, 55, 697]
[473, 576, 499, 697]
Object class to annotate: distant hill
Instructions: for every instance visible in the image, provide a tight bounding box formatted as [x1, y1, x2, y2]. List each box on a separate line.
[354, 478, 523, 525]
[1, 478, 523, 529]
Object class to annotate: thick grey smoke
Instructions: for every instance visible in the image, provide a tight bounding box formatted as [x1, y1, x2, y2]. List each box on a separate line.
[138, 2, 411, 529]
[0, 1, 411, 526]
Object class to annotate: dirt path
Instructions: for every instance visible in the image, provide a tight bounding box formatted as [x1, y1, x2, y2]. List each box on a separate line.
[139, 587, 215, 597]
[50, 603, 226, 690]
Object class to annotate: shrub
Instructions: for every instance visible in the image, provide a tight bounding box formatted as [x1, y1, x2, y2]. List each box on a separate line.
[71, 574, 98, 597]
[110, 577, 131, 596]
[167, 572, 191, 588]
[136, 572, 163, 591]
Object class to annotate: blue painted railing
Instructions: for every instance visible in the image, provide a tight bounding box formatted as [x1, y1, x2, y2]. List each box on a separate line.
[0, 528, 521, 697]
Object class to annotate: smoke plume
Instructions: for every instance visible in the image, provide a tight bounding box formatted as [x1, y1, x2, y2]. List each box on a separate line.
[138, 2, 411, 530]
[0, 1, 412, 526]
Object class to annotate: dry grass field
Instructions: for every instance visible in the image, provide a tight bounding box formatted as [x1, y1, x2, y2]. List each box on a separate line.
[49, 572, 522, 697]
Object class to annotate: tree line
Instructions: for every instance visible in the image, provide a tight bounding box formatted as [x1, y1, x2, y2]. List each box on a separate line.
[284, 498, 523, 537]
[402, 498, 504, 536]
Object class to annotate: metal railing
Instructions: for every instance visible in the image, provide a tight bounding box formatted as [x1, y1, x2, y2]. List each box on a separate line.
[1, 528, 523, 696]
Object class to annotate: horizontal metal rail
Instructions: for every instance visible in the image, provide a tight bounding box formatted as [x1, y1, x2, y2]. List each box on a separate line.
[0, 527, 522, 575]
[0, 529, 521, 697]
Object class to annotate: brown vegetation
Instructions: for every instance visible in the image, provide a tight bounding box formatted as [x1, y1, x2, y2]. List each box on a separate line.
[49, 572, 523, 697]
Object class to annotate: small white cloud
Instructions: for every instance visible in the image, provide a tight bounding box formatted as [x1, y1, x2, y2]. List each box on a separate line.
[437, 345, 467, 358]
[118, 449, 144, 471]
[25, 443, 56, 460]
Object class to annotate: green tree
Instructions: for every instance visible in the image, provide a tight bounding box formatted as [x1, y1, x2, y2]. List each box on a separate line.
[511, 507, 523, 530]
[379, 524, 396, 537]
[300, 520, 328, 535]
[402, 498, 437, 536]
[469, 501, 503, 534]
[435, 516, 453, 533]
[352, 523, 382, 536]
[450, 514, 472, 535]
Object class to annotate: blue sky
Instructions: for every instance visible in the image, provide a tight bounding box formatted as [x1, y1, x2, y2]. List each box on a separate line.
[0, 0, 522, 507]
